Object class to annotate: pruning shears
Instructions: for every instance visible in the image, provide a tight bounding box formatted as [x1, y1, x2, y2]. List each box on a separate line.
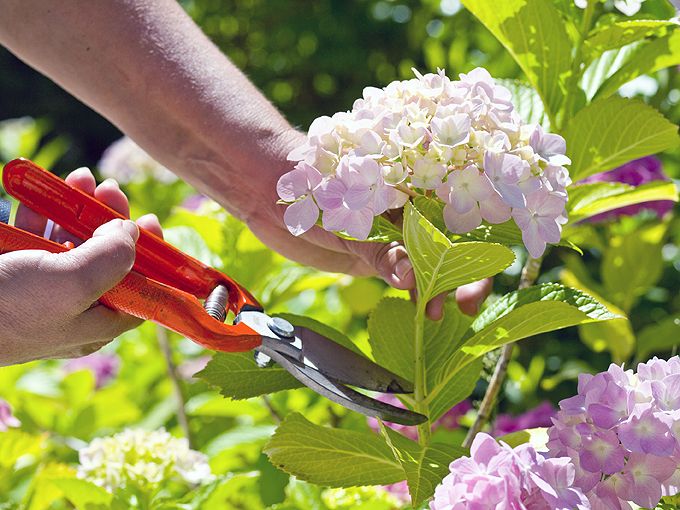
[0, 159, 426, 425]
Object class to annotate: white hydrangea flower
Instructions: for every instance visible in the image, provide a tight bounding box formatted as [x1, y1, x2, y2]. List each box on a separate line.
[278, 67, 571, 258]
[78, 428, 213, 492]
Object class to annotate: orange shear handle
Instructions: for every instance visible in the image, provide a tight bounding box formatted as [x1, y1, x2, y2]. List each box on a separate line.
[2, 158, 261, 314]
[0, 223, 261, 352]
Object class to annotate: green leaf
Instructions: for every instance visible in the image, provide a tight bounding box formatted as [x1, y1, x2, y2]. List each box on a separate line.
[566, 181, 679, 223]
[368, 297, 472, 383]
[583, 20, 677, 62]
[457, 220, 581, 253]
[497, 79, 549, 128]
[595, 29, 680, 99]
[428, 358, 483, 423]
[381, 426, 466, 506]
[428, 283, 618, 408]
[403, 202, 515, 305]
[580, 41, 643, 101]
[198, 352, 302, 400]
[637, 315, 680, 361]
[264, 413, 404, 487]
[163, 226, 222, 267]
[565, 97, 680, 181]
[51, 478, 125, 510]
[462, 0, 572, 121]
[0, 430, 44, 472]
[601, 222, 666, 312]
[499, 427, 549, 450]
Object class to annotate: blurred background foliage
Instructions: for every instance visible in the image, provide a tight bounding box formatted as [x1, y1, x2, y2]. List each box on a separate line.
[0, 0, 679, 508]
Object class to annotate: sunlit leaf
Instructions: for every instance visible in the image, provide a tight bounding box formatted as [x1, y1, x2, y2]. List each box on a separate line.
[264, 413, 403, 487]
[381, 426, 466, 506]
[566, 181, 679, 223]
[497, 79, 549, 128]
[565, 97, 680, 181]
[583, 20, 677, 62]
[462, 0, 572, 121]
[403, 202, 515, 305]
[198, 352, 302, 400]
[429, 284, 618, 409]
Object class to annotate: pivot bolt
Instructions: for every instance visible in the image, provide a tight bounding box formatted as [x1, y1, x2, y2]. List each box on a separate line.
[268, 317, 295, 338]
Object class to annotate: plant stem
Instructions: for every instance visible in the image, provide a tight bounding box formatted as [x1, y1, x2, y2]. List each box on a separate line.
[462, 255, 543, 448]
[156, 326, 194, 448]
[559, 0, 596, 131]
[395, 183, 419, 198]
[414, 302, 430, 446]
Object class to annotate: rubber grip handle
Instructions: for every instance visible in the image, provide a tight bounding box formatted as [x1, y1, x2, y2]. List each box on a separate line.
[0, 223, 261, 352]
[2, 159, 261, 313]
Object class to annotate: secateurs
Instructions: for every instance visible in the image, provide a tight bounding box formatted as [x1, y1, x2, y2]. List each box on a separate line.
[0, 158, 426, 425]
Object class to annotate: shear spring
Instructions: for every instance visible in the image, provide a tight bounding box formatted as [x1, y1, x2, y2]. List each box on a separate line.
[204, 285, 228, 322]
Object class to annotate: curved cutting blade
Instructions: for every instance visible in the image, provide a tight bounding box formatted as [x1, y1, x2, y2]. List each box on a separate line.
[293, 325, 413, 393]
[258, 342, 427, 426]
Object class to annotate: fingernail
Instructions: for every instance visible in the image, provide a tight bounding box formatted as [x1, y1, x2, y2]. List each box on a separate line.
[101, 178, 120, 189]
[395, 257, 413, 280]
[122, 220, 139, 241]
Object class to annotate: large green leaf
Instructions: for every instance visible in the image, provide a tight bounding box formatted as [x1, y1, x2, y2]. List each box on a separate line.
[566, 181, 679, 224]
[368, 297, 471, 384]
[596, 29, 680, 99]
[51, 478, 126, 510]
[428, 358, 483, 423]
[581, 41, 643, 101]
[403, 202, 515, 305]
[0, 430, 44, 472]
[198, 352, 302, 400]
[583, 20, 677, 62]
[381, 426, 466, 506]
[264, 413, 403, 487]
[565, 97, 680, 181]
[462, 0, 572, 121]
[428, 284, 618, 409]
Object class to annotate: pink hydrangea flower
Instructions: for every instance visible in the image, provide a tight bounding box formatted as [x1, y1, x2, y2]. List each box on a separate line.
[64, 352, 120, 388]
[430, 433, 588, 510]
[547, 356, 680, 508]
[276, 161, 323, 236]
[492, 401, 557, 437]
[279, 68, 571, 256]
[0, 399, 20, 431]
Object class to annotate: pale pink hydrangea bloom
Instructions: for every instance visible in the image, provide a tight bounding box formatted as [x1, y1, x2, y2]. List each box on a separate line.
[64, 352, 120, 388]
[430, 433, 588, 509]
[278, 68, 570, 257]
[0, 399, 20, 431]
[547, 356, 680, 509]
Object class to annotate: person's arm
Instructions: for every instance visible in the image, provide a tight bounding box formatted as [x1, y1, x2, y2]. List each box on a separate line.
[0, 0, 488, 319]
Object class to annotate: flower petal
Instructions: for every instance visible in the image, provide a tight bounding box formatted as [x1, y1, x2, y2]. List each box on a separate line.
[283, 196, 319, 236]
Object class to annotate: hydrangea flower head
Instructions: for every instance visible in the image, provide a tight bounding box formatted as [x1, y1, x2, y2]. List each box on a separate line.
[78, 428, 212, 492]
[279, 68, 570, 257]
[429, 433, 588, 510]
[547, 356, 680, 508]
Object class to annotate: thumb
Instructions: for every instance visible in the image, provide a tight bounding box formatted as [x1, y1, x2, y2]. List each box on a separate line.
[44, 219, 139, 311]
[347, 241, 416, 290]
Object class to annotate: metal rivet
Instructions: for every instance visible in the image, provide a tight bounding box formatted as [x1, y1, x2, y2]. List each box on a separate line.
[268, 317, 295, 338]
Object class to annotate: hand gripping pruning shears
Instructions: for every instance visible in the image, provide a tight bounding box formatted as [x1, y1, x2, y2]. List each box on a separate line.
[0, 159, 426, 426]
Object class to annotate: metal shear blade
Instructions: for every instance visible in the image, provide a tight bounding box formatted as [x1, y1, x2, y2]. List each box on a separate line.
[257, 340, 426, 425]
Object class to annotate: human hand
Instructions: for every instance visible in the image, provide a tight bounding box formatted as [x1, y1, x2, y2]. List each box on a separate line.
[246, 131, 493, 321]
[0, 167, 163, 366]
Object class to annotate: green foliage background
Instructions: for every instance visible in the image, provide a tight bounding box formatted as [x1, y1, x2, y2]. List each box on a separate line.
[0, 0, 679, 508]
